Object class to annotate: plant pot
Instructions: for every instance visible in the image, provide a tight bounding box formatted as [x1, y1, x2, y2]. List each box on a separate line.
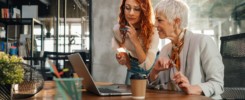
[0, 84, 13, 100]
[46, 32, 51, 38]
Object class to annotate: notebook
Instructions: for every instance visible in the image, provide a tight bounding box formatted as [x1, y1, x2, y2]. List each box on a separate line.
[67, 53, 132, 96]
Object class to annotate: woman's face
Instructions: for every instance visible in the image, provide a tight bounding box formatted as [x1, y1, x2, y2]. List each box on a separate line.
[124, 0, 141, 26]
[155, 13, 175, 39]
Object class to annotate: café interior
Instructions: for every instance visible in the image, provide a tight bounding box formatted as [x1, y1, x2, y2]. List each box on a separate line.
[0, 0, 244, 99]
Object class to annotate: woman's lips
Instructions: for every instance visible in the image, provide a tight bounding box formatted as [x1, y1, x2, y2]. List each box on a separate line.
[158, 30, 165, 35]
[127, 18, 136, 21]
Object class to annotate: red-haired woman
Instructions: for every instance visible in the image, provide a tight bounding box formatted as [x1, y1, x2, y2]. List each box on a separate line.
[112, 0, 159, 85]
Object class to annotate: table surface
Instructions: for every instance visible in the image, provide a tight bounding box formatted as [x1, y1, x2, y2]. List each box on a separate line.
[20, 81, 211, 100]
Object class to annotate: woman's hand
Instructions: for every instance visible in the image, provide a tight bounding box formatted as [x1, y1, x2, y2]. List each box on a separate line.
[149, 57, 171, 81]
[116, 52, 130, 69]
[152, 57, 171, 74]
[173, 72, 203, 95]
[125, 23, 139, 45]
[116, 52, 127, 65]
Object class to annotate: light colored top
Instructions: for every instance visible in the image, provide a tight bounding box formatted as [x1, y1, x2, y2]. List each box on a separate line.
[111, 24, 159, 71]
[149, 31, 224, 99]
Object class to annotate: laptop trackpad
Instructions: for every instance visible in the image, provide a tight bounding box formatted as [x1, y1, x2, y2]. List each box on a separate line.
[97, 84, 131, 94]
[97, 84, 129, 89]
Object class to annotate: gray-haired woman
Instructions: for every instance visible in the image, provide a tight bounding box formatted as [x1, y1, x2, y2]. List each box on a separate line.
[148, 0, 224, 99]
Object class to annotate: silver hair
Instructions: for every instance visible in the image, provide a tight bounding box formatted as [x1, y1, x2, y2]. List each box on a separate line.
[154, 0, 189, 29]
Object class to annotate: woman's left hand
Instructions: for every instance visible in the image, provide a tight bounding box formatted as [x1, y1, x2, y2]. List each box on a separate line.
[173, 72, 203, 95]
[125, 23, 139, 45]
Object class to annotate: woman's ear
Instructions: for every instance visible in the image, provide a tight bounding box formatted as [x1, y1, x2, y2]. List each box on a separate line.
[174, 18, 181, 24]
[174, 18, 181, 28]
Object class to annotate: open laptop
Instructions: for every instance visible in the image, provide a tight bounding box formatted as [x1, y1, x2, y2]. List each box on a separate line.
[68, 53, 132, 96]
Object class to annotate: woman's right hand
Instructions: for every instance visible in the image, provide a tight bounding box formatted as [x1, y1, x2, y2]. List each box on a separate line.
[152, 57, 171, 74]
[116, 52, 128, 65]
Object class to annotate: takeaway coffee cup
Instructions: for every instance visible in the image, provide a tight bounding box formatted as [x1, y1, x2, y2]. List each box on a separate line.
[130, 73, 147, 99]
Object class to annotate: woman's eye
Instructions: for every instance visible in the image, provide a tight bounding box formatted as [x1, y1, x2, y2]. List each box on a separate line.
[125, 6, 130, 10]
[134, 8, 141, 12]
[157, 19, 162, 22]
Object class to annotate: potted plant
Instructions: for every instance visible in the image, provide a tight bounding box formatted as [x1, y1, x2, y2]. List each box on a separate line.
[0, 52, 24, 100]
[43, 17, 53, 38]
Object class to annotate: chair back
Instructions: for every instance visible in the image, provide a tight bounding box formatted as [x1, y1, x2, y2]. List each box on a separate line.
[220, 33, 245, 99]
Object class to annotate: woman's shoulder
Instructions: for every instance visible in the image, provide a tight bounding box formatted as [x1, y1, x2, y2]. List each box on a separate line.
[188, 31, 213, 43]
[113, 24, 121, 36]
[113, 24, 120, 32]
[187, 31, 216, 49]
[112, 24, 122, 42]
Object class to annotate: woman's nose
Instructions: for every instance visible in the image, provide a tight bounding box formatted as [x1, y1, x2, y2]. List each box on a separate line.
[154, 22, 158, 27]
[129, 9, 135, 15]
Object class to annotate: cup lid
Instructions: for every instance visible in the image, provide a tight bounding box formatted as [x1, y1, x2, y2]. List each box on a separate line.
[130, 73, 147, 79]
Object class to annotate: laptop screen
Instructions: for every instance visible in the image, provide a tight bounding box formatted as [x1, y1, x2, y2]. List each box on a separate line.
[68, 53, 100, 94]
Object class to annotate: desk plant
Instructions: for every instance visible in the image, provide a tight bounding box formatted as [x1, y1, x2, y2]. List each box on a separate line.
[0, 52, 24, 99]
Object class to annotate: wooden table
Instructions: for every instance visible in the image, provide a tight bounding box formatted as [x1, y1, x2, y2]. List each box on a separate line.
[21, 81, 211, 100]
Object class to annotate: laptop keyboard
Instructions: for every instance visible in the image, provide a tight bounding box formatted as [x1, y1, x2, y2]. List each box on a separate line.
[221, 87, 245, 99]
[98, 88, 121, 93]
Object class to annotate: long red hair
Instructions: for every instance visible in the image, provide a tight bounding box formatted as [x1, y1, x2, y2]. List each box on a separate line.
[119, 0, 154, 52]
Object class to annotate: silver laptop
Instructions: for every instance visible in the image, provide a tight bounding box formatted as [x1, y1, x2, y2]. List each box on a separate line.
[68, 53, 132, 96]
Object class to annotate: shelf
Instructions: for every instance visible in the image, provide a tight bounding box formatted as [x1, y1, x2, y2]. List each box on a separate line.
[0, 18, 42, 25]
[0, 18, 44, 66]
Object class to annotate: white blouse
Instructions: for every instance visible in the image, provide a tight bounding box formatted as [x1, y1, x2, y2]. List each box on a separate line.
[111, 24, 159, 70]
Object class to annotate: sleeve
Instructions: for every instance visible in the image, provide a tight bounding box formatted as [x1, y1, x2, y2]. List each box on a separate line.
[111, 38, 119, 51]
[147, 74, 161, 89]
[197, 35, 224, 97]
[111, 24, 121, 51]
[138, 32, 159, 70]
[147, 71, 171, 90]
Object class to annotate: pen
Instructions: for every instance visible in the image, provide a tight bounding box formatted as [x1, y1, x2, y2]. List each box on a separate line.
[168, 55, 183, 86]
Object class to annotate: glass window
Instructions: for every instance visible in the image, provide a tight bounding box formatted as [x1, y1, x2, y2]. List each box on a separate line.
[156, 0, 244, 49]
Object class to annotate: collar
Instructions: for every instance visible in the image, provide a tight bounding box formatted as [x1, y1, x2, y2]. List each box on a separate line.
[178, 29, 186, 41]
